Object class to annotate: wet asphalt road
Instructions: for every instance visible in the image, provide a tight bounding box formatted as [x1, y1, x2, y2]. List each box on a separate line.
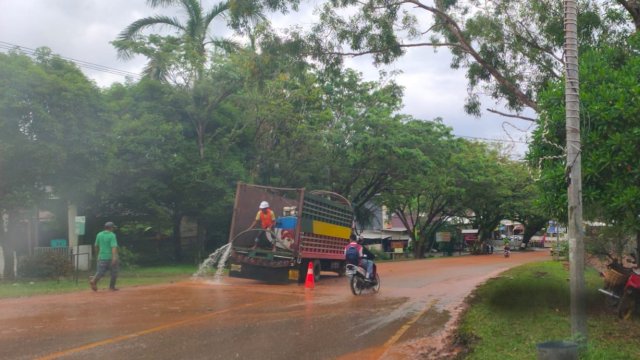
[0, 250, 548, 360]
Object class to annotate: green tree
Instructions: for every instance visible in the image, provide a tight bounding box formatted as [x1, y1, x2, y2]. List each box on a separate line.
[101, 80, 188, 260]
[381, 119, 464, 258]
[319, 69, 404, 214]
[456, 142, 516, 247]
[113, 0, 259, 159]
[505, 163, 549, 247]
[236, 59, 332, 188]
[529, 35, 640, 260]
[228, 38, 406, 215]
[0, 49, 109, 277]
[298, 0, 634, 118]
[101, 78, 245, 261]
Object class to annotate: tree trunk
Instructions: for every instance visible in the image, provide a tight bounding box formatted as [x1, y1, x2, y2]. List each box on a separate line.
[196, 219, 206, 259]
[521, 219, 547, 247]
[564, 0, 587, 339]
[172, 214, 183, 262]
[478, 227, 492, 243]
[423, 227, 440, 254]
[413, 240, 425, 259]
[616, 0, 640, 32]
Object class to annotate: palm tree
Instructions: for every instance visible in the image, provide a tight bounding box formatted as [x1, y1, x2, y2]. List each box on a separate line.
[564, 0, 586, 340]
[114, 0, 267, 158]
[113, 0, 262, 83]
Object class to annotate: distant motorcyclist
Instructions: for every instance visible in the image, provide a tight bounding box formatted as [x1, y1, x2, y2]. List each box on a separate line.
[344, 234, 376, 281]
[503, 238, 511, 258]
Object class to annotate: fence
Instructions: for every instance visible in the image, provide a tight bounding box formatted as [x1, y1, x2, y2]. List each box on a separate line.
[34, 246, 92, 276]
[33, 247, 73, 258]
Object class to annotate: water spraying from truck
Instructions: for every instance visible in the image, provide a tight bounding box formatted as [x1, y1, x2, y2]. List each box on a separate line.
[193, 243, 230, 277]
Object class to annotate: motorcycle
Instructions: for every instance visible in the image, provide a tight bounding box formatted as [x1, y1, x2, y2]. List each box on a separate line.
[345, 263, 380, 295]
[598, 259, 640, 319]
[617, 268, 640, 320]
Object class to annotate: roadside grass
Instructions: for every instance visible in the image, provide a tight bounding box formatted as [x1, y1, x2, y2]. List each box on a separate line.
[457, 261, 640, 359]
[0, 264, 197, 298]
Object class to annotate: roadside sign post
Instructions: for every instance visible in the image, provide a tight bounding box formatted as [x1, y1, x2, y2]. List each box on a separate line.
[74, 216, 86, 284]
[436, 232, 453, 256]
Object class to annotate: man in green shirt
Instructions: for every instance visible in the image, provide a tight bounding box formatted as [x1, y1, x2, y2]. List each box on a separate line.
[89, 222, 119, 291]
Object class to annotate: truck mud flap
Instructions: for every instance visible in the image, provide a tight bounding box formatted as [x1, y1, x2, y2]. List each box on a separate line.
[229, 263, 292, 284]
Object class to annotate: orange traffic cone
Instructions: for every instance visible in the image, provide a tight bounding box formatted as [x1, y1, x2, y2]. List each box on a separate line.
[305, 261, 315, 289]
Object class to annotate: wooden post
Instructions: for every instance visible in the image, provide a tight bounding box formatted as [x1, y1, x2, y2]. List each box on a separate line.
[564, 0, 587, 339]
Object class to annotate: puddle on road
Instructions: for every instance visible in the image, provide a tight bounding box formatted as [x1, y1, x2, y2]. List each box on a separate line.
[352, 297, 417, 337]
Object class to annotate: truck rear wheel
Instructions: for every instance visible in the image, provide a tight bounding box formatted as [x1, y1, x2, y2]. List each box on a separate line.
[313, 260, 321, 282]
[297, 262, 308, 284]
[337, 261, 347, 277]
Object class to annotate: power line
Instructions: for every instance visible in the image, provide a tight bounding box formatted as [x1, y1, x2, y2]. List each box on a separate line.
[459, 135, 528, 144]
[0, 41, 141, 79]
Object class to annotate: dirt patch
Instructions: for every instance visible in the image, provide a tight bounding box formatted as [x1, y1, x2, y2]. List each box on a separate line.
[397, 307, 451, 343]
[379, 302, 469, 360]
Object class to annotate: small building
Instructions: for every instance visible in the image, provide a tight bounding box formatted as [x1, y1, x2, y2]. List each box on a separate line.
[357, 204, 410, 252]
[461, 229, 479, 246]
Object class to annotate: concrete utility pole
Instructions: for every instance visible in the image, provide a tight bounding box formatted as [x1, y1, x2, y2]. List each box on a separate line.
[564, 0, 587, 339]
[67, 203, 78, 248]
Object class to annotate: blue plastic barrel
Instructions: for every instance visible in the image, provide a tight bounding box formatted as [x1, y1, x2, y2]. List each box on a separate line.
[277, 216, 297, 229]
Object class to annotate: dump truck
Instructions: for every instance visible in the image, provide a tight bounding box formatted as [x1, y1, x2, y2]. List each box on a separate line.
[227, 182, 353, 283]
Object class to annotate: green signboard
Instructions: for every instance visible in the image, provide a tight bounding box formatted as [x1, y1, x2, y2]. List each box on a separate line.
[51, 239, 67, 248]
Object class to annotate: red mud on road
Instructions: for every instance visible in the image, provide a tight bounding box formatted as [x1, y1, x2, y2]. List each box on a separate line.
[338, 250, 549, 359]
[0, 250, 548, 360]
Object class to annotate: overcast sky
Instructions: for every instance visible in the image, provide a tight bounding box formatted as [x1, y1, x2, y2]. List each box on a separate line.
[0, 0, 534, 158]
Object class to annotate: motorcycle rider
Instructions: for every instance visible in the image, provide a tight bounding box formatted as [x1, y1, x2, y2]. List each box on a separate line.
[503, 237, 511, 257]
[344, 234, 376, 282]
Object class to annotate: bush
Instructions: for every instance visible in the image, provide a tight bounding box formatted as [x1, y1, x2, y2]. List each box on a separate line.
[586, 225, 634, 263]
[18, 252, 74, 279]
[368, 247, 391, 261]
[117, 246, 139, 269]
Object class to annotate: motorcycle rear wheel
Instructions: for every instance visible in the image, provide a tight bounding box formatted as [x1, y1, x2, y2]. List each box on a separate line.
[350, 276, 363, 295]
[617, 291, 636, 320]
[372, 273, 380, 293]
